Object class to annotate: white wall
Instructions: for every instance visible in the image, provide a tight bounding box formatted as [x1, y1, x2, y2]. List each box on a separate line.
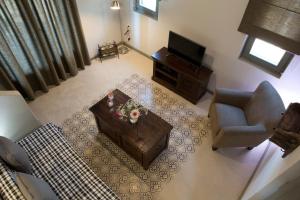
[76, 0, 122, 57]
[0, 91, 41, 141]
[119, 1, 300, 198]
[119, 0, 300, 106]
[242, 144, 300, 199]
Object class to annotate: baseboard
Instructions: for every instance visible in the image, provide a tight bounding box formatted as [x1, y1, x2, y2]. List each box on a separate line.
[238, 142, 272, 199]
[90, 54, 98, 61]
[123, 42, 152, 60]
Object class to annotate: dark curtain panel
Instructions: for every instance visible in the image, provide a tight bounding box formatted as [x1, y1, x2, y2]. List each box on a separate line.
[0, 0, 90, 100]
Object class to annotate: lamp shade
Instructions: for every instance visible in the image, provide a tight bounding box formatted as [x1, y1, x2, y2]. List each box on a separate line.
[110, 0, 120, 10]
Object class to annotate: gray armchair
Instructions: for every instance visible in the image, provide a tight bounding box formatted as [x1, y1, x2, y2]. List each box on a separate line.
[209, 81, 285, 150]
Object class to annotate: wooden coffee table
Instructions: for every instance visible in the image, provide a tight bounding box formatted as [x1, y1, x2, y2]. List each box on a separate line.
[89, 89, 173, 170]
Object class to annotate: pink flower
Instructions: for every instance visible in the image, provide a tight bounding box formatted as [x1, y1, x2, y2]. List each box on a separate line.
[107, 91, 114, 100]
[130, 109, 140, 119]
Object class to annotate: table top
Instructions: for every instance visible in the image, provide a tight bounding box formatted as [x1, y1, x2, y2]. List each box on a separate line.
[89, 89, 173, 153]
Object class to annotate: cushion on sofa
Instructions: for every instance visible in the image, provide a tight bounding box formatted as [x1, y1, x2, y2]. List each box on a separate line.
[17, 123, 119, 200]
[0, 136, 32, 173]
[16, 172, 58, 200]
[0, 160, 26, 200]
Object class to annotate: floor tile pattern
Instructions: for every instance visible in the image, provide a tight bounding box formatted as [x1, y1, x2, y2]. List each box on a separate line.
[62, 74, 210, 199]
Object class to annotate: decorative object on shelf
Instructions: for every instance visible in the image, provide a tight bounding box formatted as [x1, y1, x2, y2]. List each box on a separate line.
[270, 103, 300, 158]
[124, 25, 131, 42]
[98, 41, 119, 62]
[116, 99, 148, 122]
[110, 0, 120, 10]
[117, 25, 131, 55]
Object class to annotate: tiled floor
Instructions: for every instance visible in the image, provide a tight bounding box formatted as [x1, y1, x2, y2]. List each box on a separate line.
[29, 49, 267, 200]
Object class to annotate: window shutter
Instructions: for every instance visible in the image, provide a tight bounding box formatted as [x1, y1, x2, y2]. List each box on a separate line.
[238, 0, 300, 55]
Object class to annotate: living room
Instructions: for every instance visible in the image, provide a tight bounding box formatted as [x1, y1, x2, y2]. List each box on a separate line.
[0, 0, 299, 199]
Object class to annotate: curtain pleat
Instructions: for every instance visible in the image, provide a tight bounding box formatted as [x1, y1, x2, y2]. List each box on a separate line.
[45, 0, 78, 76]
[30, 0, 68, 79]
[62, 0, 85, 69]
[0, 0, 90, 100]
[15, 0, 60, 86]
[0, 30, 35, 99]
[69, 0, 91, 65]
[0, 2, 48, 92]
[0, 66, 15, 90]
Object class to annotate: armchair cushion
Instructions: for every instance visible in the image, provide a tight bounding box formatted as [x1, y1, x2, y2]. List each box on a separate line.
[214, 124, 267, 147]
[211, 103, 247, 137]
[215, 103, 248, 128]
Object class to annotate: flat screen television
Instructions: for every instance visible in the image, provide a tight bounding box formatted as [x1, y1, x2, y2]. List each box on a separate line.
[168, 31, 206, 66]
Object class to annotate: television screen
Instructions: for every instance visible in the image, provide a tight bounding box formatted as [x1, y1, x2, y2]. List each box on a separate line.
[168, 31, 206, 66]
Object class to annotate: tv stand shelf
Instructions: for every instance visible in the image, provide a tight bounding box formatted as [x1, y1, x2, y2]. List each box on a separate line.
[152, 47, 213, 104]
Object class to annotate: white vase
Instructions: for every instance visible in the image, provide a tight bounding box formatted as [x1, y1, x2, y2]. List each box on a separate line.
[107, 99, 114, 107]
[130, 117, 138, 124]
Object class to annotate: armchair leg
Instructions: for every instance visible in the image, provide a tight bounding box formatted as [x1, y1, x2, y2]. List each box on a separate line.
[212, 146, 218, 151]
[247, 147, 254, 150]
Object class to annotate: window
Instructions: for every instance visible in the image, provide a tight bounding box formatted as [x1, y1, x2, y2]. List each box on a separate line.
[134, 0, 158, 20]
[240, 37, 294, 77]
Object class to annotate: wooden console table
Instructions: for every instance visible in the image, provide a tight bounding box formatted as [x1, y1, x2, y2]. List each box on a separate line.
[151, 47, 213, 104]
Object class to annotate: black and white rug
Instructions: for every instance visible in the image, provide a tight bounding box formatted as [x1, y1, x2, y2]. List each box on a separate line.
[62, 74, 211, 200]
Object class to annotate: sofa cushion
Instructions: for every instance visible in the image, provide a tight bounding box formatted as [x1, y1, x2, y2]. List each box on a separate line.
[16, 173, 58, 200]
[0, 136, 32, 173]
[0, 160, 26, 200]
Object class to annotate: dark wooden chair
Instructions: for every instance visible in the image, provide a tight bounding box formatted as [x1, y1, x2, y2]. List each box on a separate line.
[270, 103, 300, 157]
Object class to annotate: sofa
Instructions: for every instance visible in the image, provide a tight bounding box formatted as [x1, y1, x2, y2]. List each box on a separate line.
[0, 91, 119, 199]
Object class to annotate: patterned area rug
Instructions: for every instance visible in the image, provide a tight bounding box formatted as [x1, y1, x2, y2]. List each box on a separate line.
[62, 74, 211, 200]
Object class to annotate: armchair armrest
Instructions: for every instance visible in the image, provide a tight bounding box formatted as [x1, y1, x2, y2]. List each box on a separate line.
[213, 124, 268, 148]
[213, 88, 253, 108]
[222, 124, 266, 136]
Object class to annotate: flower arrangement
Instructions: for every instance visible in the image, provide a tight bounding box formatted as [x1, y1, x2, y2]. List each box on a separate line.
[129, 109, 140, 123]
[116, 99, 148, 123]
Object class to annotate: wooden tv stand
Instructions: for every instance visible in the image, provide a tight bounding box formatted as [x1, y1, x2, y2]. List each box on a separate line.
[151, 47, 213, 104]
